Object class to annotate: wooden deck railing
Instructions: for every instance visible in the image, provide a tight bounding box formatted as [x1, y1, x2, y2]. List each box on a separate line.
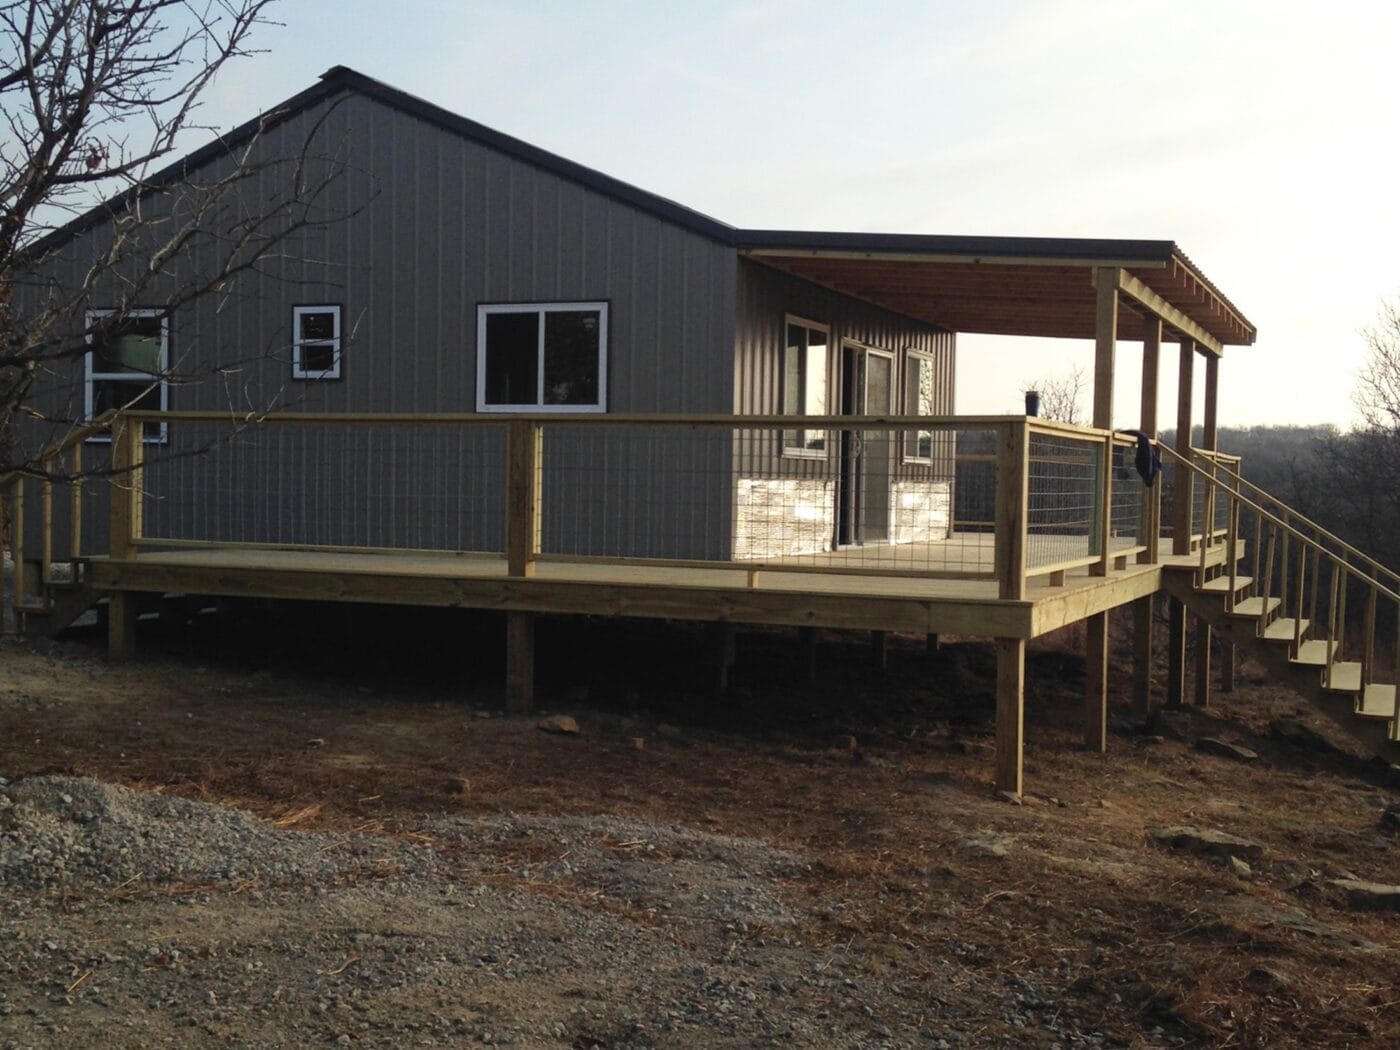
[3, 410, 1196, 626]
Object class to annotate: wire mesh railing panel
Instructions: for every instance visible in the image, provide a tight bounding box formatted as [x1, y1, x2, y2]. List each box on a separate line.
[1109, 440, 1145, 548]
[537, 424, 734, 561]
[1026, 430, 1102, 570]
[140, 421, 507, 552]
[536, 422, 995, 575]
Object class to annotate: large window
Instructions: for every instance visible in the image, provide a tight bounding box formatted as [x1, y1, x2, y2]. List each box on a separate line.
[292, 305, 341, 379]
[903, 350, 935, 462]
[476, 301, 607, 412]
[781, 318, 829, 456]
[85, 309, 168, 441]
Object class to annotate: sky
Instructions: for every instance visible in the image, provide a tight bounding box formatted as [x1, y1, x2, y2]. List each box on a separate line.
[188, 0, 1400, 429]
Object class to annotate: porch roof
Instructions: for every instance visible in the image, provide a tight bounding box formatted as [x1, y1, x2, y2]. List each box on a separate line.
[737, 232, 1255, 352]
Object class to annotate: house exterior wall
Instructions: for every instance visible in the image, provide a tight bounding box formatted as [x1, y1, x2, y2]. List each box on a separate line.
[18, 89, 738, 561]
[730, 258, 956, 558]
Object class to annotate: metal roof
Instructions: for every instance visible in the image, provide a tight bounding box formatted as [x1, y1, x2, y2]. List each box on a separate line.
[25, 66, 1256, 348]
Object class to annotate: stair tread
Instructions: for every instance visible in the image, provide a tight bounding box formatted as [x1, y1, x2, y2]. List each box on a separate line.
[1230, 596, 1279, 618]
[1359, 683, 1397, 719]
[1200, 575, 1253, 594]
[1263, 618, 1309, 642]
[1293, 640, 1338, 666]
[1324, 662, 1363, 693]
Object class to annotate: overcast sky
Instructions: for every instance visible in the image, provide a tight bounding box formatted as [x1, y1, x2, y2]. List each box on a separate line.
[199, 0, 1400, 429]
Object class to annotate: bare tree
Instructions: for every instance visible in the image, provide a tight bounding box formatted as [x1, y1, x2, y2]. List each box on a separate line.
[1023, 364, 1087, 425]
[0, 0, 352, 481]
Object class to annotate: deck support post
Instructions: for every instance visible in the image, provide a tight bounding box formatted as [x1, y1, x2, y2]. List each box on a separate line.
[925, 632, 941, 654]
[1194, 616, 1213, 708]
[108, 591, 137, 661]
[710, 621, 736, 693]
[799, 626, 819, 683]
[1132, 595, 1154, 715]
[505, 611, 535, 714]
[1173, 341, 1195, 556]
[1221, 642, 1236, 693]
[870, 630, 888, 670]
[1085, 611, 1109, 751]
[1166, 598, 1187, 707]
[995, 638, 1026, 797]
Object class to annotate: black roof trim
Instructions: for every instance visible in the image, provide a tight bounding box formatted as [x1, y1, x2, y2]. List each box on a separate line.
[734, 229, 1177, 263]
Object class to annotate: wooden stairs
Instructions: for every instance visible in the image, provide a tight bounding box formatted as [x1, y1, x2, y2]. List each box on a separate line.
[1159, 443, 1400, 759]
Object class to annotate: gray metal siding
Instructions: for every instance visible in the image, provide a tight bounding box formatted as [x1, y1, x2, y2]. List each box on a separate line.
[18, 90, 738, 561]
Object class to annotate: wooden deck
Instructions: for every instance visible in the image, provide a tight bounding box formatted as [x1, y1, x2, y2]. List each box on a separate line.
[89, 533, 1218, 641]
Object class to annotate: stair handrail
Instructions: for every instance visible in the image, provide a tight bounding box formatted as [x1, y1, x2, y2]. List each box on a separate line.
[1183, 445, 1400, 595]
[1157, 442, 1400, 605]
[0, 412, 118, 493]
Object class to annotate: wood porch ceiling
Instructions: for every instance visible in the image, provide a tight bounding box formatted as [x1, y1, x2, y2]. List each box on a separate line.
[741, 243, 1255, 349]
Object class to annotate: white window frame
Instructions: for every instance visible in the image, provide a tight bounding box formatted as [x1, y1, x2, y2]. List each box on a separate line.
[84, 308, 168, 443]
[781, 315, 831, 459]
[902, 349, 936, 464]
[475, 301, 608, 413]
[292, 304, 342, 380]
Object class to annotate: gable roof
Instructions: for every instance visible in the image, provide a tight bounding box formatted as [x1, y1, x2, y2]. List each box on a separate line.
[26, 65, 1255, 347]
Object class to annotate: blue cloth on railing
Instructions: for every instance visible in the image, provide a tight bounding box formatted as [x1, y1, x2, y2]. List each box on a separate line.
[1116, 430, 1161, 487]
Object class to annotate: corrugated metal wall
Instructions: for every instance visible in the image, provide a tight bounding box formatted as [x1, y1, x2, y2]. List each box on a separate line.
[18, 89, 739, 560]
[730, 258, 957, 548]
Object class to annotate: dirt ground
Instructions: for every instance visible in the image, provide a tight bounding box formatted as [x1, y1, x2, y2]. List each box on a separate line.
[1, 601, 1397, 1048]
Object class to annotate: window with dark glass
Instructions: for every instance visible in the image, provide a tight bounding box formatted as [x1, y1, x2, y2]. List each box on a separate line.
[85, 309, 167, 441]
[477, 302, 607, 412]
[293, 305, 341, 379]
[781, 318, 829, 455]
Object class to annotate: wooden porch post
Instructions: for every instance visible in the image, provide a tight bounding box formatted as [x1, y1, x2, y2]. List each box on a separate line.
[995, 637, 1026, 797]
[1166, 339, 1194, 707]
[1083, 269, 1117, 746]
[1193, 353, 1220, 707]
[1172, 340, 1195, 556]
[1133, 319, 1162, 715]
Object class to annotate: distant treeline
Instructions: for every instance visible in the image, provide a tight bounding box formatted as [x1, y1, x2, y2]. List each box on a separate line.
[1161, 424, 1400, 574]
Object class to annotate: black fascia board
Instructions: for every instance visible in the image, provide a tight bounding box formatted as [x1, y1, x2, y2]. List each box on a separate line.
[733, 229, 1178, 264]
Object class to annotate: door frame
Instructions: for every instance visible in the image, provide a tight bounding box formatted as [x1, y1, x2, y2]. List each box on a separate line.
[836, 340, 896, 547]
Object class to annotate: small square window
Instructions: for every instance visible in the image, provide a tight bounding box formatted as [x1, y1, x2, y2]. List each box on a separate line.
[293, 305, 341, 379]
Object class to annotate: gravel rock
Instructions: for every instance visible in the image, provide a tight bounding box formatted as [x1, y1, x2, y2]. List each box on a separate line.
[0, 775, 428, 892]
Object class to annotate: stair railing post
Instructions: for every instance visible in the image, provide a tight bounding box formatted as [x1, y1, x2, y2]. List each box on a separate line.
[1257, 523, 1277, 637]
[1292, 539, 1308, 656]
[1362, 577, 1377, 688]
[7, 474, 24, 617]
[1325, 562, 1341, 689]
[1250, 505, 1263, 600]
[70, 441, 83, 564]
[107, 414, 145, 561]
[40, 455, 53, 587]
[1225, 486, 1240, 612]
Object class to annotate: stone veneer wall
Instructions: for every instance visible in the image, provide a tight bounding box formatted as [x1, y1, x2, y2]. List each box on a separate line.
[733, 477, 835, 559]
[890, 480, 952, 545]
